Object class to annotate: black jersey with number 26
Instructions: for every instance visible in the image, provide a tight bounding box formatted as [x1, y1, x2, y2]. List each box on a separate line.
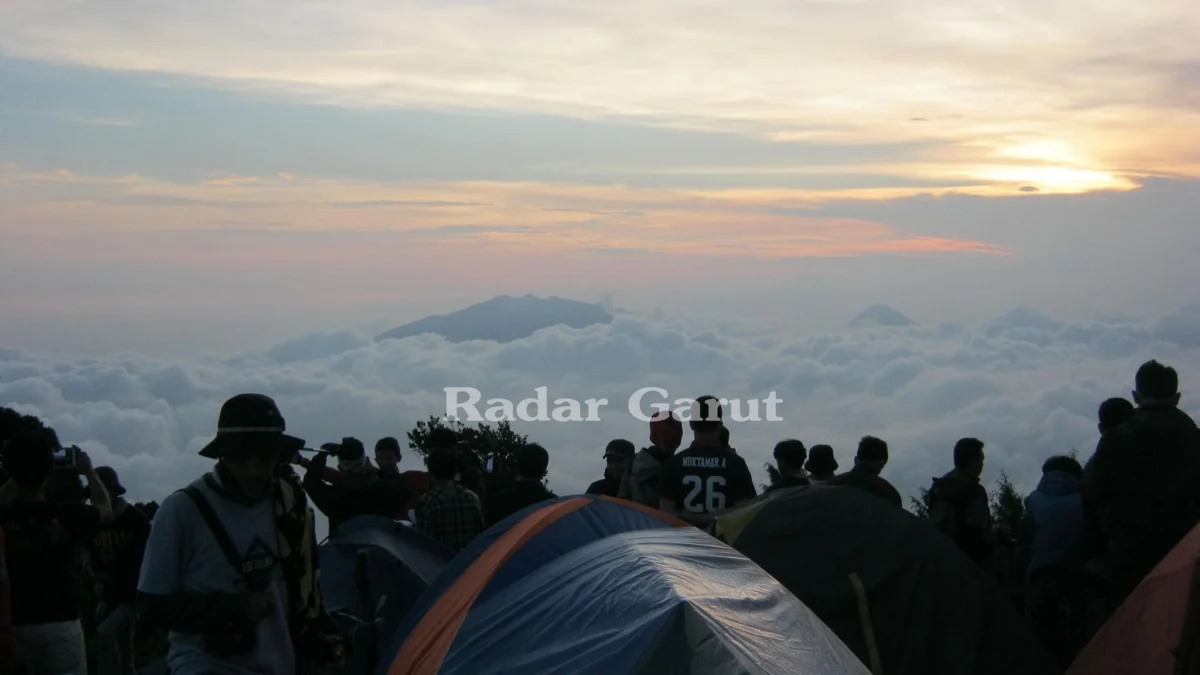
[659, 444, 758, 514]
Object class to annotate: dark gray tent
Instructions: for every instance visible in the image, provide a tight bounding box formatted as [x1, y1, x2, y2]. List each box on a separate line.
[715, 486, 1058, 675]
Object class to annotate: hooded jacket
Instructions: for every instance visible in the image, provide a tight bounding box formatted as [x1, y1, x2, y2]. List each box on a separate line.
[928, 469, 996, 572]
[618, 446, 672, 508]
[1082, 404, 1200, 602]
[1022, 471, 1083, 575]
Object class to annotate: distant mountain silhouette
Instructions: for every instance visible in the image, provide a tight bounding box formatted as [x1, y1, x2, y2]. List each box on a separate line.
[850, 304, 917, 327]
[376, 294, 614, 343]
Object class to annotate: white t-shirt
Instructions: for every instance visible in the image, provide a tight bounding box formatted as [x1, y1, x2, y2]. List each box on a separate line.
[138, 474, 295, 675]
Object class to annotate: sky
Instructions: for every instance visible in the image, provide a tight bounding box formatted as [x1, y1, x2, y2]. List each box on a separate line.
[1, 0, 1199, 516]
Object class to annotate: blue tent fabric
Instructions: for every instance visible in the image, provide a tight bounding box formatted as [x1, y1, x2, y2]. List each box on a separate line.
[436, 528, 870, 675]
[379, 495, 681, 672]
[319, 515, 453, 633]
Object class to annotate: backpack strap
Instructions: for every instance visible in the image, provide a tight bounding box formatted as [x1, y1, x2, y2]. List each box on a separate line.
[180, 486, 246, 583]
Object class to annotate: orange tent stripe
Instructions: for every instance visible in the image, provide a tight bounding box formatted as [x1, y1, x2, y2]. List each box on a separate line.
[597, 495, 691, 528]
[387, 497, 592, 675]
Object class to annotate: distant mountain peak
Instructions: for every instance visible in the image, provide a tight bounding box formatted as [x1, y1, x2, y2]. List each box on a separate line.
[850, 304, 916, 327]
[376, 295, 614, 343]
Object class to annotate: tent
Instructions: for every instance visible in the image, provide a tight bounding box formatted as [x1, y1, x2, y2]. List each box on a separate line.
[386, 523, 869, 674]
[320, 515, 454, 673]
[1066, 520, 1200, 675]
[715, 485, 1058, 675]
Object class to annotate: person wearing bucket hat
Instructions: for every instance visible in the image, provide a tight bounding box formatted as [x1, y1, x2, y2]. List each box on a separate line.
[805, 445, 839, 484]
[88, 466, 151, 675]
[138, 394, 345, 675]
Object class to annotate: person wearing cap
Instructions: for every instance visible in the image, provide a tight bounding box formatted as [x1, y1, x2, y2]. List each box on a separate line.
[767, 439, 810, 492]
[487, 444, 557, 527]
[87, 466, 151, 675]
[586, 440, 635, 497]
[0, 430, 112, 675]
[302, 436, 409, 533]
[827, 436, 903, 508]
[619, 411, 684, 508]
[805, 445, 838, 484]
[658, 396, 758, 527]
[137, 394, 344, 675]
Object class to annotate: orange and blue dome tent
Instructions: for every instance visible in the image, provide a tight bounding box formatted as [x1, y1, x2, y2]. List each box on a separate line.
[379, 494, 870, 675]
[1066, 520, 1200, 675]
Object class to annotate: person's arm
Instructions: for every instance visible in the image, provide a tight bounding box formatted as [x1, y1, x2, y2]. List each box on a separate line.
[137, 495, 257, 635]
[76, 451, 113, 522]
[730, 458, 758, 509]
[303, 455, 349, 522]
[884, 480, 903, 508]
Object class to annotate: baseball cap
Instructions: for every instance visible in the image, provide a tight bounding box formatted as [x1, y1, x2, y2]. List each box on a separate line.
[94, 466, 127, 497]
[198, 393, 305, 459]
[603, 439, 635, 461]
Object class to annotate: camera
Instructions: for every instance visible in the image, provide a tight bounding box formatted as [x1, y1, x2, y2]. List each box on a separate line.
[52, 446, 79, 467]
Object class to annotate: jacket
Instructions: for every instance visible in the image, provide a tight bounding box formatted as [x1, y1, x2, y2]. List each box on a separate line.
[1022, 471, 1084, 576]
[1082, 404, 1200, 603]
[828, 468, 902, 507]
[929, 469, 996, 572]
[618, 447, 671, 507]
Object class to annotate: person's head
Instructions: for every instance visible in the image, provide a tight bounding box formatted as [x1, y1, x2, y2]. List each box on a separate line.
[805, 445, 838, 479]
[854, 436, 889, 475]
[649, 410, 683, 455]
[425, 448, 458, 481]
[515, 443, 550, 480]
[603, 439, 635, 480]
[199, 394, 304, 497]
[95, 466, 127, 505]
[689, 395, 724, 440]
[425, 427, 460, 453]
[1134, 360, 1180, 408]
[1097, 397, 1135, 434]
[773, 439, 807, 475]
[374, 437, 401, 474]
[1042, 455, 1083, 480]
[953, 437, 986, 479]
[337, 437, 371, 473]
[1, 430, 57, 493]
[719, 426, 731, 449]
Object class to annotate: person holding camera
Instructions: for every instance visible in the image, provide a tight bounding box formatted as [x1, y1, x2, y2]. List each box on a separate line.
[137, 393, 345, 675]
[0, 430, 113, 675]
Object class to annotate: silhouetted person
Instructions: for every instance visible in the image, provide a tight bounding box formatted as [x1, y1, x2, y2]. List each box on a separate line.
[414, 448, 484, 552]
[805, 445, 838, 484]
[89, 466, 151, 675]
[0, 525, 20, 674]
[828, 436, 902, 507]
[586, 440, 634, 497]
[1083, 360, 1200, 609]
[1097, 397, 1134, 435]
[767, 439, 810, 491]
[659, 396, 757, 527]
[137, 394, 345, 675]
[619, 411, 684, 508]
[0, 432, 112, 675]
[302, 437, 408, 533]
[1022, 455, 1090, 669]
[487, 444, 556, 526]
[929, 438, 997, 575]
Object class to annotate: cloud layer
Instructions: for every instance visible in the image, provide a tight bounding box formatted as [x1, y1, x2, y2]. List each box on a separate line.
[3, 302, 1198, 522]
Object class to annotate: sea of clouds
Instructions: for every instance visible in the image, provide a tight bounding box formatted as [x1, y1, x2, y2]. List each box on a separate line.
[2, 303, 1199, 515]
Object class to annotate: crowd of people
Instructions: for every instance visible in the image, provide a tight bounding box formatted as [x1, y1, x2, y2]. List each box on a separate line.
[0, 358, 1196, 674]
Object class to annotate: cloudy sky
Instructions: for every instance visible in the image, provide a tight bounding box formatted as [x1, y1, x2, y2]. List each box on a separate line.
[2, 0, 1198, 515]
